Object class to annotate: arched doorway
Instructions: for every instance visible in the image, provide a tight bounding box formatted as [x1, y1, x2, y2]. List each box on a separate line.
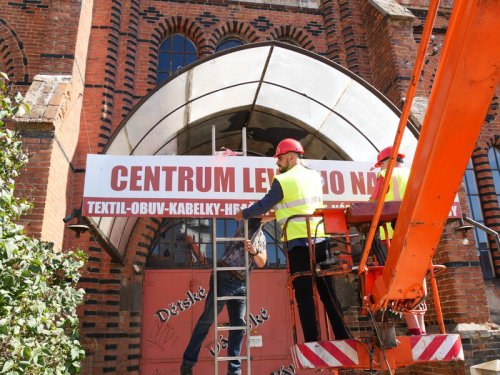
[88, 41, 418, 373]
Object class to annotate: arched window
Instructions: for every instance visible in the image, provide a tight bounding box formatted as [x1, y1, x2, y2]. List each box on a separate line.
[488, 146, 500, 205]
[157, 34, 197, 85]
[215, 38, 244, 53]
[464, 160, 487, 248]
[464, 158, 497, 279]
[147, 218, 285, 269]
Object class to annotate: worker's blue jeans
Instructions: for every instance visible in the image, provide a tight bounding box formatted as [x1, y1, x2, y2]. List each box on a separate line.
[182, 272, 246, 375]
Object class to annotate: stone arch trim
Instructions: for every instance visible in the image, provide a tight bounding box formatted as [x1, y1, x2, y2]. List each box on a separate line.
[471, 133, 500, 276]
[146, 16, 206, 89]
[267, 25, 316, 52]
[486, 133, 500, 150]
[0, 18, 28, 83]
[206, 21, 261, 56]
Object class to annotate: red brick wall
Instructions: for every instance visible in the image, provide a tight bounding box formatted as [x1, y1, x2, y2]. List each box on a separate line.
[1, 0, 68, 236]
[15, 136, 53, 239]
[0, 0, 81, 88]
[77, 217, 158, 374]
[8, 0, 93, 251]
[426, 221, 490, 325]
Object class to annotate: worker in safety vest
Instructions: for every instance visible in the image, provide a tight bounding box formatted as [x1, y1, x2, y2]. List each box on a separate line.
[236, 138, 350, 342]
[369, 146, 410, 240]
[370, 146, 427, 335]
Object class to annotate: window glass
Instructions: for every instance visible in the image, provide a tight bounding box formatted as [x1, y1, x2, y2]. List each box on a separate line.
[489, 147, 499, 169]
[463, 160, 486, 248]
[488, 147, 500, 206]
[157, 55, 170, 71]
[215, 38, 244, 52]
[172, 34, 185, 51]
[157, 34, 197, 85]
[464, 170, 478, 195]
[476, 228, 488, 246]
[172, 54, 184, 71]
[147, 218, 284, 270]
[469, 196, 484, 221]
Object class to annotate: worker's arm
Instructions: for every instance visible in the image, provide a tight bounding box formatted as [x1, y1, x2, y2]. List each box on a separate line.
[244, 239, 267, 268]
[235, 179, 283, 220]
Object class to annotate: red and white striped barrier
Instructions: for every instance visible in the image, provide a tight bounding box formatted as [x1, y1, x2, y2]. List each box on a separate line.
[291, 339, 359, 369]
[292, 334, 464, 370]
[411, 334, 464, 362]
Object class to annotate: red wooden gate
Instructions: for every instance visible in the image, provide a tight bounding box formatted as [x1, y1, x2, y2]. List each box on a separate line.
[140, 269, 318, 374]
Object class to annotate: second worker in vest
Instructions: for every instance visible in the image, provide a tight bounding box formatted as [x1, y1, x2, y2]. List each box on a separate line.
[370, 146, 427, 336]
[235, 138, 350, 342]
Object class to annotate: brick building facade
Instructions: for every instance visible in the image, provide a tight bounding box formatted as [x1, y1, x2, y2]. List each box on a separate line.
[1, 0, 499, 373]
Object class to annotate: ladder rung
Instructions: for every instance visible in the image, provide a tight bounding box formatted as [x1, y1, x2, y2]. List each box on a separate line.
[217, 296, 246, 301]
[216, 266, 246, 271]
[216, 237, 246, 242]
[217, 325, 247, 331]
[216, 355, 250, 362]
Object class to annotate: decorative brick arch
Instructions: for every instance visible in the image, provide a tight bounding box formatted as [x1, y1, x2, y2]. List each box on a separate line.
[471, 129, 500, 277]
[0, 18, 28, 83]
[146, 16, 206, 88]
[486, 134, 500, 150]
[126, 217, 161, 269]
[485, 95, 499, 127]
[267, 25, 316, 52]
[206, 21, 260, 55]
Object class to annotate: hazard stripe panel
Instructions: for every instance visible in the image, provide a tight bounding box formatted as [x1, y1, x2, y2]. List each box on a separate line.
[292, 334, 464, 370]
[410, 334, 464, 362]
[292, 339, 359, 369]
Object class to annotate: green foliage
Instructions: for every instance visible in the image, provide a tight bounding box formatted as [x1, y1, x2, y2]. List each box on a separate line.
[0, 74, 86, 374]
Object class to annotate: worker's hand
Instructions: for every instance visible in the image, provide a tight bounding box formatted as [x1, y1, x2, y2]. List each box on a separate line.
[261, 214, 275, 223]
[235, 210, 243, 221]
[243, 240, 256, 255]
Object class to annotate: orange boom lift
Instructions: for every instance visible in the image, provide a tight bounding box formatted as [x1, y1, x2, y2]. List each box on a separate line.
[288, 0, 500, 372]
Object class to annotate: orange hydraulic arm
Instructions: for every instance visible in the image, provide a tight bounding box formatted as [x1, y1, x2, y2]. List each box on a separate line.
[371, 0, 500, 308]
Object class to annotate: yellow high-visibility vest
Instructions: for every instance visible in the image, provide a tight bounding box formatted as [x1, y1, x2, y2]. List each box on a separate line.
[274, 165, 326, 241]
[379, 167, 410, 239]
[379, 167, 409, 202]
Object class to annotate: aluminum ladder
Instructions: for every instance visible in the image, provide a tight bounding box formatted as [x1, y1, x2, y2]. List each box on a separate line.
[211, 126, 252, 375]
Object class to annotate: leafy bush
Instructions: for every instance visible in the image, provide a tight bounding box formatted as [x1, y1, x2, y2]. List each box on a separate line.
[0, 72, 86, 374]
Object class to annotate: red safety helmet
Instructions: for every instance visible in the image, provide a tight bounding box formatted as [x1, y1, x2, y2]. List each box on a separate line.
[273, 138, 304, 157]
[375, 146, 405, 167]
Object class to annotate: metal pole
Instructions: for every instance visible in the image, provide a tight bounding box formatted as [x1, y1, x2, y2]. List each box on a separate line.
[242, 127, 247, 157]
[242, 127, 252, 375]
[463, 215, 500, 251]
[212, 125, 216, 156]
[429, 262, 445, 333]
[212, 218, 219, 375]
[211, 125, 219, 375]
